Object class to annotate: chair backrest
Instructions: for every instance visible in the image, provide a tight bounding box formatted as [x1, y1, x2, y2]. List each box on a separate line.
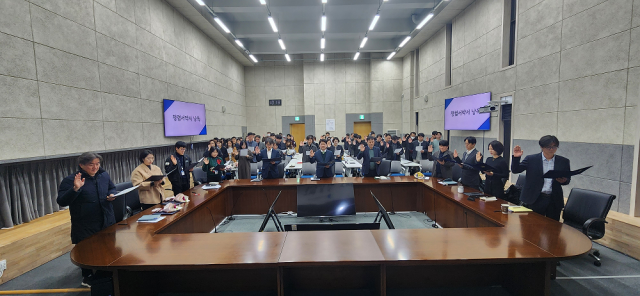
[125, 184, 141, 214]
[420, 160, 433, 173]
[250, 162, 259, 175]
[301, 163, 315, 175]
[563, 188, 616, 240]
[277, 162, 286, 178]
[452, 164, 462, 181]
[334, 162, 344, 175]
[389, 161, 402, 174]
[378, 160, 392, 176]
[113, 182, 130, 222]
[192, 167, 207, 184]
[516, 174, 526, 188]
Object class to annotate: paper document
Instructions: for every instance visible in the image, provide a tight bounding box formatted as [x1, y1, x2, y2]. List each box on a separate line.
[137, 215, 165, 223]
[417, 146, 424, 152]
[114, 185, 140, 197]
[480, 196, 497, 201]
[305, 151, 311, 156]
[239, 149, 248, 156]
[227, 148, 233, 154]
[202, 184, 221, 190]
[394, 148, 403, 153]
[508, 206, 533, 213]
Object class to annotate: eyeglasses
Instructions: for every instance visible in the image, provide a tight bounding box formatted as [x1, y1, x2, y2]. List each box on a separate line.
[543, 146, 558, 150]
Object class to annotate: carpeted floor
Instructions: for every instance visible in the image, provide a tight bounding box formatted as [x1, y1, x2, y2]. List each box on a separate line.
[1, 212, 639, 295]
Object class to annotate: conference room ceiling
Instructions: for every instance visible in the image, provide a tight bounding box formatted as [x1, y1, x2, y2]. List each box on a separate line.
[170, 0, 475, 63]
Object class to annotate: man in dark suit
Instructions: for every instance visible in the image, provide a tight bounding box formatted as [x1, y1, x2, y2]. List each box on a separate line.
[385, 135, 404, 161]
[357, 136, 382, 177]
[511, 135, 571, 221]
[412, 133, 430, 162]
[309, 139, 335, 178]
[454, 136, 481, 189]
[255, 138, 282, 179]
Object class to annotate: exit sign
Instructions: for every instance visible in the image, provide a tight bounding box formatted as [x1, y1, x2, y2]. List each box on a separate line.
[359, 115, 365, 120]
[295, 116, 300, 121]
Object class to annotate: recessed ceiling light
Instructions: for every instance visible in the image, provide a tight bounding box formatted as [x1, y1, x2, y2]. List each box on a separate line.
[268, 16, 278, 32]
[399, 36, 411, 47]
[387, 52, 396, 60]
[214, 17, 230, 33]
[416, 12, 434, 30]
[360, 37, 368, 48]
[369, 14, 380, 31]
[260, 0, 266, 4]
[321, 15, 327, 31]
[322, 0, 327, 3]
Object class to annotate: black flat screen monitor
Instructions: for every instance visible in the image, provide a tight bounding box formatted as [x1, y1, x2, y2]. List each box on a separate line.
[297, 184, 356, 217]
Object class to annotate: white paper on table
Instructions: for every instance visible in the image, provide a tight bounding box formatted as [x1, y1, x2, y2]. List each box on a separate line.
[114, 185, 140, 197]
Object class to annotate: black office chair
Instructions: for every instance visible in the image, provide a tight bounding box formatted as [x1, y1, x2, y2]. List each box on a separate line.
[378, 160, 391, 176]
[452, 164, 462, 182]
[516, 174, 526, 188]
[192, 167, 207, 184]
[562, 188, 616, 267]
[113, 182, 129, 222]
[120, 182, 142, 217]
[277, 162, 286, 178]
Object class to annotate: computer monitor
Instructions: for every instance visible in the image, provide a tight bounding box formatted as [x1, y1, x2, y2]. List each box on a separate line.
[297, 184, 356, 217]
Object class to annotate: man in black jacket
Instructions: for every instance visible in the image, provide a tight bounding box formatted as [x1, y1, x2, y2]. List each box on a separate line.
[385, 135, 404, 161]
[455, 136, 481, 189]
[57, 152, 116, 287]
[511, 135, 571, 221]
[165, 141, 194, 195]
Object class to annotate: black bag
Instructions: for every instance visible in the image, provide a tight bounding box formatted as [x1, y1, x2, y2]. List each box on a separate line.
[504, 184, 522, 205]
[91, 276, 114, 296]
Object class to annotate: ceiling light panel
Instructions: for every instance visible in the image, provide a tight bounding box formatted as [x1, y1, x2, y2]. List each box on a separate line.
[360, 37, 368, 48]
[321, 15, 327, 31]
[369, 14, 380, 31]
[278, 38, 286, 50]
[214, 17, 230, 33]
[268, 16, 278, 32]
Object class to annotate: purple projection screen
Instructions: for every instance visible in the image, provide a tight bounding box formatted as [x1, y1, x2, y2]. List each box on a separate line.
[444, 92, 491, 131]
[163, 99, 207, 137]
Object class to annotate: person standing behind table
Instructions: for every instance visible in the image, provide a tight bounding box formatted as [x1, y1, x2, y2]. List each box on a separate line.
[426, 140, 455, 179]
[202, 147, 226, 182]
[403, 134, 415, 162]
[385, 136, 404, 161]
[453, 136, 481, 189]
[329, 137, 345, 162]
[309, 139, 335, 178]
[236, 141, 254, 180]
[255, 138, 282, 179]
[412, 133, 430, 163]
[57, 152, 117, 287]
[430, 131, 441, 150]
[165, 141, 194, 196]
[299, 135, 318, 162]
[131, 150, 165, 211]
[357, 136, 383, 177]
[475, 141, 509, 200]
[511, 135, 571, 221]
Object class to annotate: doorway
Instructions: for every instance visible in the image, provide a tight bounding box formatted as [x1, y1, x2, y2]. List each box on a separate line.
[290, 123, 305, 150]
[353, 122, 372, 137]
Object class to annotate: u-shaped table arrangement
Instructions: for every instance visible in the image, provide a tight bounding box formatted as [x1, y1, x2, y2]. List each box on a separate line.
[71, 177, 591, 296]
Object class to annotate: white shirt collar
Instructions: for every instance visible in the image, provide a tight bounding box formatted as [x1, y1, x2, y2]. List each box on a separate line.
[467, 148, 476, 154]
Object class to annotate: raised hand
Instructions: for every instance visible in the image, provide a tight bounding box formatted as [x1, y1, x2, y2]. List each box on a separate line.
[359, 144, 365, 152]
[254, 146, 260, 154]
[427, 145, 433, 153]
[476, 152, 482, 162]
[309, 149, 315, 158]
[386, 142, 390, 148]
[453, 149, 458, 158]
[73, 173, 85, 191]
[203, 158, 209, 165]
[513, 145, 523, 157]
[170, 155, 177, 165]
[407, 137, 413, 143]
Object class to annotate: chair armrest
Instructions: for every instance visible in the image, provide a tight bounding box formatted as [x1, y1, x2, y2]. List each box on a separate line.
[582, 218, 608, 237]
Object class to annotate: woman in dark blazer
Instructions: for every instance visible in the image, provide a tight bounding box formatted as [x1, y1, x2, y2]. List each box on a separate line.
[329, 137, 344, 162]
[476, 141, 509, 200]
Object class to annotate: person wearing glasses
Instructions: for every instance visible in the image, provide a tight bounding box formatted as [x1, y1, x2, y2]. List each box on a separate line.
[165, 141, 194, 195]
[511, 135, 571, 221]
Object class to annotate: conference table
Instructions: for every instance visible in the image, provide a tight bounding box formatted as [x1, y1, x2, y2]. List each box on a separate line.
[71, 177, 591, 296]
